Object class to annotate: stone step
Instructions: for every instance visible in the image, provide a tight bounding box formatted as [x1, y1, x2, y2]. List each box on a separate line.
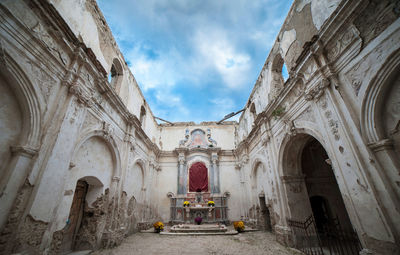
[169, 224, 228, 233]
[160, 230, 238, 236]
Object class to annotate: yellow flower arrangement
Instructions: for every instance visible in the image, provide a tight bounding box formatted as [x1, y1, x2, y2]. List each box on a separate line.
[233, 221, 245, 233]
[208, 201, 215, 207]
[183, 201, 190, 207]
[153, 221, 164, 232]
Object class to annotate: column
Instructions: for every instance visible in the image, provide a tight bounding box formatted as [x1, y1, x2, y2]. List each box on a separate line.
[177, 152, 186, 195]
[211, 153, 220, 193]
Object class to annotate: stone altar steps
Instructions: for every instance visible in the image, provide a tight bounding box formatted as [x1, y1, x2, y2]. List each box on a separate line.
[160, 224, 238, 236]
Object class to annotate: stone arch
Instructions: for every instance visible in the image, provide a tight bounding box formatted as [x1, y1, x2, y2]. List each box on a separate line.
[277, 125, 339, 222]
[124, 158, 145, 201]
[360, 48, 400, 208]
[71, 130, 121, 179]
[0, 51, 42, 149]
[109, 57, 124, 92]
[269, 53, 287, 100]
[250, 157, 265, 191]
[0, 52, 43, 230]
[361, 48, 400, 143]
[278, 127, 358, 239]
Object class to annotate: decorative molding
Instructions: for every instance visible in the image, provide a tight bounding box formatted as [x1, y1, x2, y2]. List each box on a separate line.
[112, 176, 120, 182]
[124, 133, 135, 151]
[326, 25, 361, 62]
[318, 96, 340, 141]
[68, 84, 93, 107]
[304, 78, 330, 101]
[102, 121, 114, 141]
[207, 128, 218, 146]
[179, 128, 189, 147]
[283, 119, 297, 138]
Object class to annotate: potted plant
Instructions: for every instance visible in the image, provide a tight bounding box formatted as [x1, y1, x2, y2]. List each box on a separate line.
[195, 216, 203, 225]
[233, 221, 245, 233]
[208, 201, 215, 207]
[153, 221, 164, 233]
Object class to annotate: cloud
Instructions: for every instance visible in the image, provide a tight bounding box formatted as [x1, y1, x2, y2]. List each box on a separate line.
[193, 28, 251, 89]
[97, 0, 292, 122]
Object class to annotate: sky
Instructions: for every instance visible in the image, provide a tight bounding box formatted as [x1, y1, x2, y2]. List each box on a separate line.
[97, 0, 292, 123]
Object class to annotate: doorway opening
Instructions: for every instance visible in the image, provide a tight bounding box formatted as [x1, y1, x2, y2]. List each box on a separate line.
[259, 196, 272, 231]
[284, 135, 361, 254]
[61, 180, 88, 253]
[301, 138, 352, 233]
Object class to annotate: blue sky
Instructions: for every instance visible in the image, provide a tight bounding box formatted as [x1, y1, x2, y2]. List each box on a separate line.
[97, 0, 292, 123]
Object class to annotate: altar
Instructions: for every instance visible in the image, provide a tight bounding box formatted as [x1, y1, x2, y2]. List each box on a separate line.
[169, 193, 229, 224]
[169, 128, 230, 224]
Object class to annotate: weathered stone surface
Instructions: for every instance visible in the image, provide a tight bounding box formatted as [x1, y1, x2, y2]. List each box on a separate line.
[0, 0, 399, 254]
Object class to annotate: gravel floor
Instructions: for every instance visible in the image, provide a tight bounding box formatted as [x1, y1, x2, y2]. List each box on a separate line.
[91, 231, 302, 255]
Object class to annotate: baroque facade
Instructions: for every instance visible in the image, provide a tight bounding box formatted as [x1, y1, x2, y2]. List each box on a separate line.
[0, 0, 399, 254]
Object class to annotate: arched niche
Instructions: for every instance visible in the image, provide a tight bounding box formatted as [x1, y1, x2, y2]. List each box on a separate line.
[0, 74, 23, 178]
[0, 53, 42, 230]
[68, 136, 114, 196]
[251, 160, 265, 193]
[361, 49, 400, 203]
[124, 159, 145, 201]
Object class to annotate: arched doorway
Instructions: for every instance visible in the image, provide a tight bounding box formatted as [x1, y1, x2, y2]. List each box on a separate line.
[282, 134, 361, 254]
[301, 138, 352, 233]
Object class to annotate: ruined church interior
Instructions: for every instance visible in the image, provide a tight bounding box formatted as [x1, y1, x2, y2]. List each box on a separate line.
[0, 0, 399, 254]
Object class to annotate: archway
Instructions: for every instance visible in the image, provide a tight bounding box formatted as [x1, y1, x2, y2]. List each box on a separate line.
[282, 134, 359, 252]
[58, 136, 114, 253]
[301, 138, 352, 232]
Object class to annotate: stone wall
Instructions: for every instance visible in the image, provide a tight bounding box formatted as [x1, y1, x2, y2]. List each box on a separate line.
[0, 0, 399, 254]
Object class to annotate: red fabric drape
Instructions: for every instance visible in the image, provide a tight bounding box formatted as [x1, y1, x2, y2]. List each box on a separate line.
[189, 162, 208, 192]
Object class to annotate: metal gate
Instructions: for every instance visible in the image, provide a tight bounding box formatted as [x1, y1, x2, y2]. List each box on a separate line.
[288, 215, 362, 255]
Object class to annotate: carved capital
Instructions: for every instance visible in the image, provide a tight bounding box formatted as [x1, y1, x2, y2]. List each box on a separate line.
[235, 161, 243, 170]
[112, 176, 120, 183]
[284, 120, 297, 138]
[178, 153, 185, 165]
[211, 153, 219, 165]
[10, 146, 38, 158]
[242, 155, 249, 164]
[368, 139, 394, 152]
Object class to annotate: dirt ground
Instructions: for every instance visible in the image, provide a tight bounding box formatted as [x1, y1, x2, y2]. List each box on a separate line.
[91, 231, 301, 255]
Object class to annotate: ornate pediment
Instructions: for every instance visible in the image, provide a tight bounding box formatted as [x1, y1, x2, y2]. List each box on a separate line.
[179, 128, 217, 149]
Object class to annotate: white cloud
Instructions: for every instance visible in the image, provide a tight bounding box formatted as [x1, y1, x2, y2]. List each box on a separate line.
[193, 28, 251, 89]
